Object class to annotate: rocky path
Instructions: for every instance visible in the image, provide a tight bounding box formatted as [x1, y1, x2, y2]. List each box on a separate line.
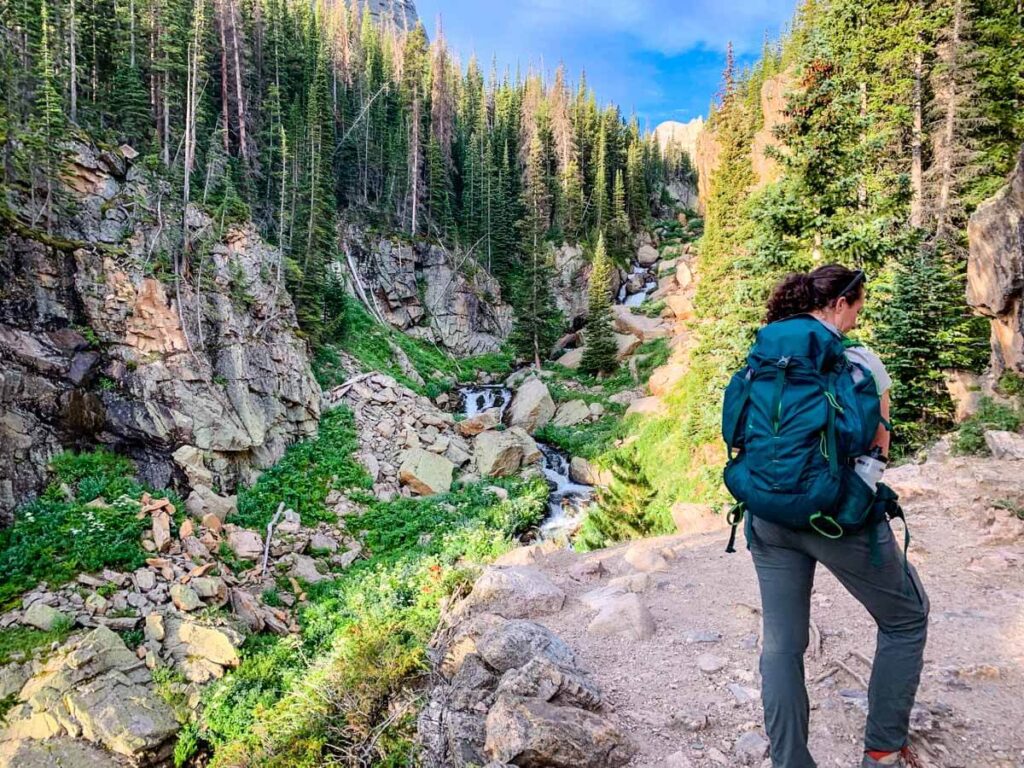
[505, 452, 1024, 767]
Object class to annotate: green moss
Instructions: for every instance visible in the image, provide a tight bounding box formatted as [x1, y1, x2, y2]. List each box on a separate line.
[535, 416, 627, 461]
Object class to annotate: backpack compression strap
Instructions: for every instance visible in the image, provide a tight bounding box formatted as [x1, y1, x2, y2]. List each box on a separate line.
[723, 370, 753, 458]
[724, 502, 745, 553]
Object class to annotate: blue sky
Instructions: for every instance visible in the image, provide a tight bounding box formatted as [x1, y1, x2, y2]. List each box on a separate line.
[415, 0, 799, 129]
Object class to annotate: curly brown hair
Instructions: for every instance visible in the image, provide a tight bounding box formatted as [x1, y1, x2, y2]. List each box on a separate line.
[765, 264, 865, 324]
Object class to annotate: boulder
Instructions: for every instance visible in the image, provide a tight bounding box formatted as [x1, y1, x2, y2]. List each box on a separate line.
[226, 528, 264, 561]
[169, 584, 203, 612]
[184, 484, 237, 522]
[555, 347, 584, 370]
[162, 617, 242, 682]
[586, 593, 657, 641]
[172, 444, 212, 488]
[0, 738, 122, 768]
[648, 363, 688, 397]
[288, 553, 329, 584]
[636, 244, 660, 267]
[569, 457, 613, 487]
[625, 396, 668, 418]
[664, 293, 695, 321]
[614, 333, 642, 361]
[611, 305, 670, 342]
[22, 602, 67, 631]
[676, 260, 694, 290]
[552, 400, 591, 428]
[2, 627, 177, 760]
[944, 370, 984, 422]
[984, 430, 1024, 460]
[967, 144, 1024, 374]
[457, 407, 502, 437]
[484, 695, 634, 768]
[504, 378, 556, 433]
[475, 429, 541, 478]
[476, 620, 577, 674]
[464, 567, 566, 619]
[399, 448, 455, 495]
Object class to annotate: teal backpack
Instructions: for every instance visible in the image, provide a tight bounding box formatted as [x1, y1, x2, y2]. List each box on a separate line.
[721, 315, 890, 553]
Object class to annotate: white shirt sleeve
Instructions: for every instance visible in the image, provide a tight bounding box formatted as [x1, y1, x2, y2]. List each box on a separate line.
[846, 346, 893, 395]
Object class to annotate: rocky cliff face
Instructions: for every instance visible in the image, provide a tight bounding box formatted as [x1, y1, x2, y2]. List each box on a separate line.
[345, 229, 513, 356]
[968, 144, 1024, 375]
[368, 0, 418, 30]
[695, 70, 792, 212]
[0, 143, 321, 523]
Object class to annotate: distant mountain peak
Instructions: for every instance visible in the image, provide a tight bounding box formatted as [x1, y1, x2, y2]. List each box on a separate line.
[368, 0, 419, 31]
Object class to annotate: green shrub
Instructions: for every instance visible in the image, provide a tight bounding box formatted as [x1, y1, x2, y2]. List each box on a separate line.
[0, 451, 160, 608]
[577, 450, 667, 550]
[952, 397, 1023, 455]
[233, 407, 373, 530]
[997, 371, 1024, 398]
[199, 475, 547, 767]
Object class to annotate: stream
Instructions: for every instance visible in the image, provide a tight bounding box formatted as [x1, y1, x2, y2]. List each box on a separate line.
[458, 385, 595, 540]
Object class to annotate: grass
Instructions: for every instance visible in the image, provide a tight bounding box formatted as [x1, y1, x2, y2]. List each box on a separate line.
[232, 407, 373, 531]
[952, 397, 1023, 456]
[0, 624, 74, 666]
[314, 297, 515, 396]
[0, 451, 172, 609]
[535, 415, 628, 461]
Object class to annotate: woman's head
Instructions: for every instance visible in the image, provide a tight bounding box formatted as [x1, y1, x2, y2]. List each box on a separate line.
[765, 264, 866, 332]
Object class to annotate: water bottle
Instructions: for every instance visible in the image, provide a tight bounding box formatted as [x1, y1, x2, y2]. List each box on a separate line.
[853, 446, 887, 491]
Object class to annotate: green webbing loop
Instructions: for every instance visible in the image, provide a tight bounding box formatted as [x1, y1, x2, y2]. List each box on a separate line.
[770, 359, 788, 433]
[824, 373, 840, 478]
[824, 390, 845, 413]
[809, 511, 844, 540]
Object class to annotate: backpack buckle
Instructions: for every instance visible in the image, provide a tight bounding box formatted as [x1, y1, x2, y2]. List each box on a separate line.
[776, 356, 791, 369]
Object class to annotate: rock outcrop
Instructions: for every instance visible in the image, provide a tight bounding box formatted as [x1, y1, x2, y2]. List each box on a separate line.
[0, 142, 321, 524]
[367, 0, 418, 30]
[325, 371, 475, 499]
[968, 144, 1024, 375]
[0, 627, 178, 764]
[344, 230, 513, 356]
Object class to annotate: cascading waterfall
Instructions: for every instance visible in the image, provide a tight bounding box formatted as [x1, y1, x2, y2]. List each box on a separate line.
[457, 384, 594, 540]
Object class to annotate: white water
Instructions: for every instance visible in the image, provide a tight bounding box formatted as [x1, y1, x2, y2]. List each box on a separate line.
[457, 384, 594, 540]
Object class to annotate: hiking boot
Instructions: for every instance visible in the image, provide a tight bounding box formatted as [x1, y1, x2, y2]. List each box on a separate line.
[861, 746, 922, 767]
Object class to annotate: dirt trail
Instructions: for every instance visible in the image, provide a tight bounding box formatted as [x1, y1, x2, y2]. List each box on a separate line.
[523, 452, 1024, 767]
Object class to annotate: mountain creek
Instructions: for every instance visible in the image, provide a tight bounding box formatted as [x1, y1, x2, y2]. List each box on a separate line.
[3, 0, 1024, 766]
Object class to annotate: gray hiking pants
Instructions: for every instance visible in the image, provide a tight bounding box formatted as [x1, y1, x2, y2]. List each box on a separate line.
[746, 515, 929, 768]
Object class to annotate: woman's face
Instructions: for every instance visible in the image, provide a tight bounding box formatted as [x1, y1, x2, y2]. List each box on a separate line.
[833, 288, 866, 333]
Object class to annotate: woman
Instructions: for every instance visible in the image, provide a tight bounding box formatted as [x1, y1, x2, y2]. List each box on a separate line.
[751, 265, 929, 768]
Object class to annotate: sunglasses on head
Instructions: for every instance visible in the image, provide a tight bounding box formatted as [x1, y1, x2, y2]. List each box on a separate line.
[838, 269, 866, 299]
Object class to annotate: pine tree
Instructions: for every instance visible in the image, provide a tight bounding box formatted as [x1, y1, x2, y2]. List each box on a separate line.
[580, 234, 618, 376]
[28, 0, 66, 233]
[606, 169, 631, 265]
[578, 451, 657, 550]
[510, 131, 562, 368]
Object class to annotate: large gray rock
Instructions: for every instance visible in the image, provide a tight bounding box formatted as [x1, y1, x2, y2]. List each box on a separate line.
[984, 430, 1024, 460]
[463, 567, 566, 620]
[0, 738, 122, 768]
[484, 695, 634, 768]
[968, 144, 1024, 374]
[551, 400, 591, 428]
[399, 448, 455, 495]
[1, 627, 177, 761]
[504, 378, 556, 433]
[22, 602, 68, 631]
[475, 428, 541, 478]
[476, 621, 578, 675]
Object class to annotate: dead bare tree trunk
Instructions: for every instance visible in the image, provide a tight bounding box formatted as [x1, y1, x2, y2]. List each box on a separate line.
[218, 0, 230, 154]
[69, 0, 77, 122]
[910, 49, 924, 228]
[227, 0, 248, 165]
